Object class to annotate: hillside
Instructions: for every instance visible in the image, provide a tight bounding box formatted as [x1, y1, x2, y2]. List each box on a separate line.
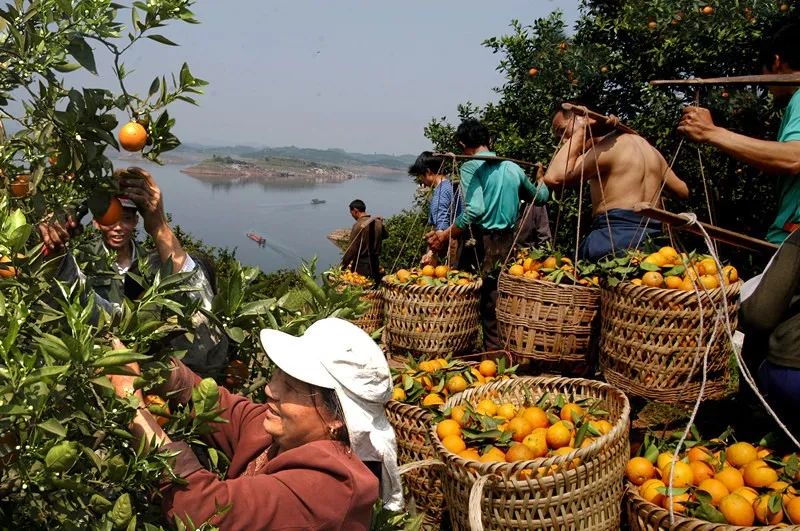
[238, 146, 416, 171]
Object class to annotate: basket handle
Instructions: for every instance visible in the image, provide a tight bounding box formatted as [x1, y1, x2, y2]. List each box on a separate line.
[398, 458, 443, 475]
[468, 474, 493, 531]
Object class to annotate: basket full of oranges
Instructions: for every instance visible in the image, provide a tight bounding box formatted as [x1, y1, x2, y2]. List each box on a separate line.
[624, 429, 800, 530]
[328, 268, 384, 335]
[496, 247, 601, 366]
[429, 376, 630, 531]
[598, 247, 741, 404]
[381, 264, 481, 358]
[387, 355, 514, 528]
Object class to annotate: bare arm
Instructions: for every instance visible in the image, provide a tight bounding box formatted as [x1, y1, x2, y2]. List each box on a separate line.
[678, 106, 800, 175]
[662, 164, 690, 200]
[544, 121, 605, 186]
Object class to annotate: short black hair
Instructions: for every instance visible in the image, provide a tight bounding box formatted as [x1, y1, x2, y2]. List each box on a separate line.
[408, 151, 446, 177]
[455, 119, 490, 149]
[760, 22, 800, 70]
[349, 199, 366, 212]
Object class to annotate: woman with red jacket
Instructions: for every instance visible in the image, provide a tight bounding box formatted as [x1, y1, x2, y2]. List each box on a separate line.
[110, 318, 402, 530]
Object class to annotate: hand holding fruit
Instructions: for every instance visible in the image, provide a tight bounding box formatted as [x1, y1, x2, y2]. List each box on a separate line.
[37, 213, 82, 254]
[425, 229, 447, 252]
[117, 167, 166, 235]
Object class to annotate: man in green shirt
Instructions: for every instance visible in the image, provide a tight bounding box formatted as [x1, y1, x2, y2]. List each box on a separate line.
[426, 119, 549, 350]
[678, 22, 800, 244]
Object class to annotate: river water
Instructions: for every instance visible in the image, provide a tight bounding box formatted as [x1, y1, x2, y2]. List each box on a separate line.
[117, 160, 418, 273]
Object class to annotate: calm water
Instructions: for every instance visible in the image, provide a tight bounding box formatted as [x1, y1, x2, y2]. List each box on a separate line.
[118, 160, 418, 273]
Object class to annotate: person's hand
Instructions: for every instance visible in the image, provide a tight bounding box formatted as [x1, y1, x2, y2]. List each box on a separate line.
[425, 230, 447, 252]
[107, 338, 144, 403]
[38, 214, 81, 255]
[117, 167, 167, 235]
[678, 106, 717, 143]
[420, 249, 434, 266]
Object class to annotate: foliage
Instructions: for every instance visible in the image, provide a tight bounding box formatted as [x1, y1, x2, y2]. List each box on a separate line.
[426, 1, 797, 275]
[380, 185, 433, 272]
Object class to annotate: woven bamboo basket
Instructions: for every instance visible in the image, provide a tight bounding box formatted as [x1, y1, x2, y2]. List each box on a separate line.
[381, 278, 482, 358]
[386, 351, 513, 528]
[624, 483, 799, 530]
[496, 272, 600, 365]
[432, 376, 630, 531]
[352, 289, 383, 335]
[599, 281, 741, 404]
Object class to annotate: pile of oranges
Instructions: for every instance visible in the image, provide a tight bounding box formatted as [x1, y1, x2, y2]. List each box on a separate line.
[627, 435, 800, 525]
[333, 268, 374, 288]
[508, 247, 600, 287]
[435, 392, 613, 475]
[391, 357, 514, 408]
[384, 264, 477, 288]
[605, 246, 738, 291]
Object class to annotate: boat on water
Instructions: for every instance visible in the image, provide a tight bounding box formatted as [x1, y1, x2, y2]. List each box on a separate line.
[246, 232, 266, 246]
[311, 198, 326, 205]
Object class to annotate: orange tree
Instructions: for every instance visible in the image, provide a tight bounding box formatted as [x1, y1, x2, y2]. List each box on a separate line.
[426, 1, 795, 274]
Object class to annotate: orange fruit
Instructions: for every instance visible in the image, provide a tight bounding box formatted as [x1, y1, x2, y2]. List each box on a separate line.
[434, 358, 448, 369]
[590, 419, 612, 435]
[631, 278, 643, 286]
[546, 421, 572, 450]
[542, 256, 557, 269]
[786, 496, 800, 524]
[479, 447, 506, 463]
[391, 387, 406, 401]
[509, 264, 524, 276]
[396, 269, 411, 282]
[507, 417, 533, 443]
[754, 494, 784, 525]
[726, 442, 758, 468]
[626, 457, 656, 486]
[688, 446, 712, 463]
[522, 428, 549, 458]
[522, 257, 535, 271]
[715, 467, 745, 493]
[658, 246, 679, 263]
[661, 492, 690, 514]
[521, 407, 550, 430]
[643, 253, 667, 267]
[144, 394, 170, 427]
[446, 375, 468, 394]
[560, 403, 584, 422]
[722, 265, 738, 284]
[640, 479, 666, 506]
[732, 486, 759, 505]
[421, 265, 436, 277]
[699, 274, 720, 290]
[656, 452, 675, 471]
[421, 393, 444, 407]
[697, 478, 729, 505]
[699, 258, 718, 275]
[742, 459, 778, 488]
[475, 398, 497, 416]
[450, 405, 468, 426]
[505, 442, 535, 462]
[702, 5, 714, 15]
[689, 460, 715, 484]
[719, 493, 755, 526]
[679, 277, 695, 291]
[95, 197, 124, 227]
[642, 271, 664, 288]
[664, 276, 683, 289]
[436, 419, 462, 440]
[0, 256, 16, 279]
[478, 360, 497, 377]
[661, 461, 693, 488]
[528, 67, 539, 77]
[441, 434, 466, 454]
[9, 175, 30, 198]
[769, 480, 797, 505]
[496, 403, 516, 420]
[118, 121, 148, 151]
[458, 448, 480, 461]
[434, 265, 449, 278]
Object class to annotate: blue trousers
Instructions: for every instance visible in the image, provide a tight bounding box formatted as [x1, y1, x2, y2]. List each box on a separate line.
[758, 360, 800, 437]
[578, 209, 660, 261]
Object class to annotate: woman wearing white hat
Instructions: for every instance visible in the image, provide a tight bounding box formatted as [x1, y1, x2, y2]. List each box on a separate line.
[110, 318, 402, 530]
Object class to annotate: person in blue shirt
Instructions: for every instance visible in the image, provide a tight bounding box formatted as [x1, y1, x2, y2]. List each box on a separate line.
[679, 22, 800, 245]
[408, 151, 462, 265]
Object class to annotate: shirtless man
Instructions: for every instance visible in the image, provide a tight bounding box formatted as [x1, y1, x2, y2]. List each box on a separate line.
[543, 102, 689, 261]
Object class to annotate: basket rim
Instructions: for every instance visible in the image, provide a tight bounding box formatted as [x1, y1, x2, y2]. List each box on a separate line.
[606, 279, 742, 298]
[499, 270, 600, 293]
[381, 276, 483, 293]
[624, 482, 797, 530]
[431, 376, 631, 477]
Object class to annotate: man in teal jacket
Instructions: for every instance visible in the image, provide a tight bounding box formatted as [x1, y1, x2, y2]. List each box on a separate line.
[426, 119, 549, 350]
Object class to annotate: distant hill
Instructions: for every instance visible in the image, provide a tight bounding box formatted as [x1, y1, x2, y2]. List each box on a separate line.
[176, 144, 415, 172]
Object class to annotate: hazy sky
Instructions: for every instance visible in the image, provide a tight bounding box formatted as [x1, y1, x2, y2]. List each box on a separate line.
[73, 1, 580, 154]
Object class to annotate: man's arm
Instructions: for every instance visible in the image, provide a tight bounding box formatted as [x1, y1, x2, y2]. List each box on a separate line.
[119, 167, 189, 272]
[678, 106, 800, 175]
[341, 220, 363, 267]
[662, 165, 690, 200]
[543, 120, 604, 187]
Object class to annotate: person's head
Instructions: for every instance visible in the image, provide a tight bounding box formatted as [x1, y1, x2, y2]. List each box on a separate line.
[551, 96, 612, 139]
[408, 151, 446, 186]
[759, 22, 800, 101]
[349, 199, 366, 220]
[93, 196, 138, 251]
[455, 119, 491, 155]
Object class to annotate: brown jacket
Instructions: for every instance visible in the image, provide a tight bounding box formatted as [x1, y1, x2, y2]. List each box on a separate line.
[341, 214, 387, 283]
[160, 361, 379, 530]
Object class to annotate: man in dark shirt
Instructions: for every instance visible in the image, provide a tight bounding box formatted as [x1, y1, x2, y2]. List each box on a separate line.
[341, 199, 387, 284]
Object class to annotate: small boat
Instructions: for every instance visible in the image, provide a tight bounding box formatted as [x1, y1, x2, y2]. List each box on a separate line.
[311, 198, 326, 205]
[246, 232, 266, 246]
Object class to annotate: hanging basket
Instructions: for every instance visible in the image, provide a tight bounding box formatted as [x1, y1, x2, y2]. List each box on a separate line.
[352, 288, 383, 335]
[433, 376, 630, 531]
[381, 278, 482, 358]
[599, 281, 741, 404]
[624, 483, 799, 530]
[496, 272, 600, 366]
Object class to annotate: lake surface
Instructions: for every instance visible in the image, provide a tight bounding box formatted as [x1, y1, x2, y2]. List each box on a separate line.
[117, 160, 418, 273]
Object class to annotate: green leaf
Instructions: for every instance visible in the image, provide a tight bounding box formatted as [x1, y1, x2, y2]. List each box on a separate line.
[66, 36, 97, 74]
[21, 365, 69, 386]
[147, 34, 178, 46]
[109, 493, 133, 530]
[693, 497, 726, 523]
[225, 326, 245, 344]
[45, 441, 79, 472]
[38, 418, 67, 438]
[92, 351, 151, 368]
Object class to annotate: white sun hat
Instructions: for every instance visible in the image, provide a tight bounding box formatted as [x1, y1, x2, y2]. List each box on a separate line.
[259, 317, 403, 511]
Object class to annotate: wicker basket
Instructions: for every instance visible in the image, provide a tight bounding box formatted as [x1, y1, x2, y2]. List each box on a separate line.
[599, 281, 741, 404]
[496, 272, 600, 366]
[433, 376, 630, 531]
[352, 289, 383, 335]
[624, 483, 799, 530]
[381, 278, 482, 358]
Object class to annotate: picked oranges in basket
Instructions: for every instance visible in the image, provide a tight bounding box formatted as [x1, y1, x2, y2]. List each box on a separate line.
[508, 246, 600, 286]
[390, 356, 515, 409]
[384, 264, 477, 287]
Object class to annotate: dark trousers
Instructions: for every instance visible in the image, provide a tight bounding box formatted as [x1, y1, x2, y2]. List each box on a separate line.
[478, 229, 516, 351]
[757, 360, 800, 438]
